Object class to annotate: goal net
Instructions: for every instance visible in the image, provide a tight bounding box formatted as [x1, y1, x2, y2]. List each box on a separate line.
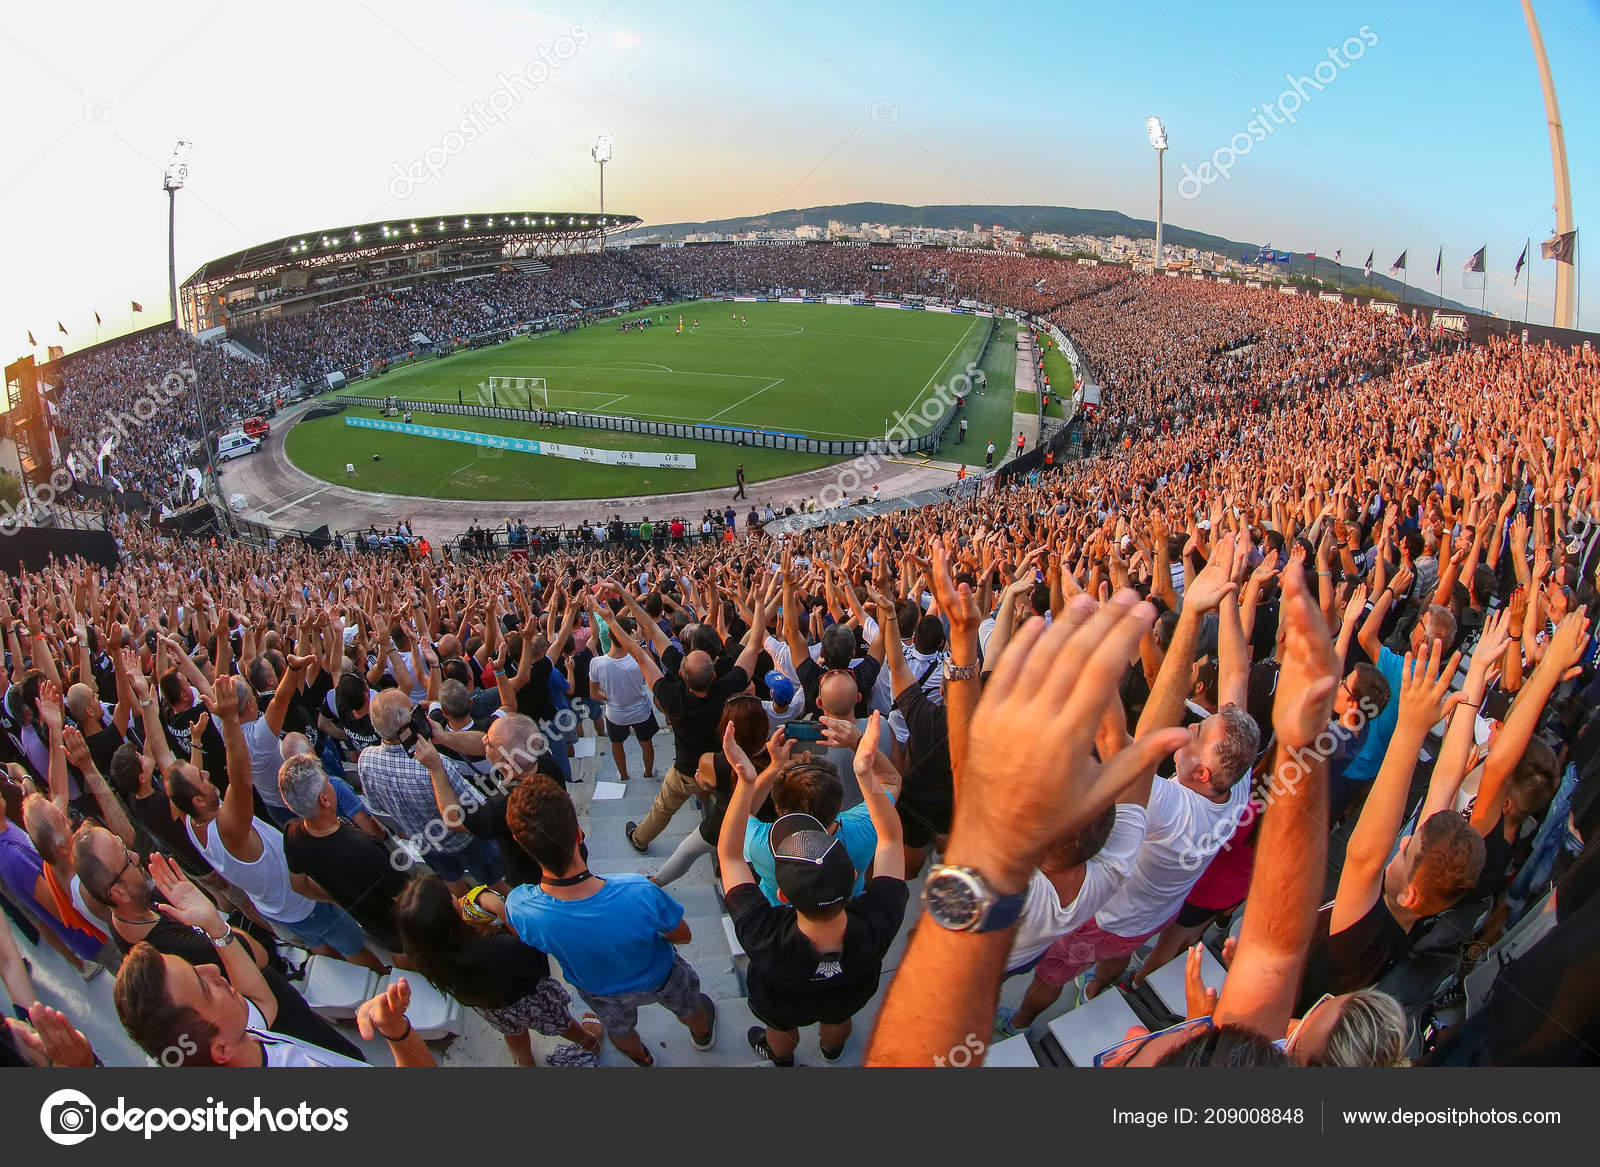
[484, 376, 548, 410]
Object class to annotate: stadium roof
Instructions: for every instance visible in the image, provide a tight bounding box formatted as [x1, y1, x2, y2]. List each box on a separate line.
[180, 210, 641, 288]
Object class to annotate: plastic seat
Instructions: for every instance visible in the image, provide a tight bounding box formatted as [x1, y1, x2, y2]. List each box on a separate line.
[984, 1033, 1041, 1067]
[378, 973, 462, 1040]
[299, 955, 380, 1020]
[1045, 989, 1144, 1066]
[1142, 945, 1227, 1020]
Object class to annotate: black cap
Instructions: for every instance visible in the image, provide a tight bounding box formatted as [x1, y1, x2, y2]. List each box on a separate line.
[769, 813, 856, 913]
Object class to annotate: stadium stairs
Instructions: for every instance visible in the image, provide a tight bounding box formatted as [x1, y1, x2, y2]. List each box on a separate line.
[509, 258, 553, 276]
[223, 335, 269, 365]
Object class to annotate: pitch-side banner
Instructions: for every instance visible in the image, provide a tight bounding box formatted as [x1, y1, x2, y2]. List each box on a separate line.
[344, 416, 696, 468]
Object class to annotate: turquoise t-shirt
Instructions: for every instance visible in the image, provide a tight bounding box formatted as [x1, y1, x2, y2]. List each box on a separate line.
[743, 796, 896, 907]
[1340, 645, 1405, 784]
[506, 873, 683, 996]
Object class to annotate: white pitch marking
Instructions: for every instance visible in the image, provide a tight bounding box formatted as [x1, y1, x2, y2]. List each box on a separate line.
[705, 378, 785, 422]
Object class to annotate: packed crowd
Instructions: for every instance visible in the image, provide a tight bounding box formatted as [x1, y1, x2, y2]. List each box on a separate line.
[1, 269, 1596, 1066]
[39, 244, 1128, 513]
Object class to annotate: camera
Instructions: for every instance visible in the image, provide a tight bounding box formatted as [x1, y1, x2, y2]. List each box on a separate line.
[50, 1100, 95, 1137]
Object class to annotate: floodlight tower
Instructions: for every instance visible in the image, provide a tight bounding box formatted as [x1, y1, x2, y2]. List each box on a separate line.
[592, 134, 612, 249]
[1146, 117, 1168, 273]
[163, 139, 192, 332]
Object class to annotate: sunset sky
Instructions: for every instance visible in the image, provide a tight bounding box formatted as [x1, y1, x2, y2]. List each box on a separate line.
[1, 0, 1596, 355]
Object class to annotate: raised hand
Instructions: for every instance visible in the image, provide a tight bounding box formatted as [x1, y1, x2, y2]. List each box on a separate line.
[1271, 557, 1340, 751]
[1184, 944, 1219, 1020]
[356, 978, 414, 1043]
[148, 852, 224, 936]
[1395, 639, 1462, 735]
[949, 591, 1190, 888]
[61, 727, 94, 774]
[1184, 533, 1241, 613]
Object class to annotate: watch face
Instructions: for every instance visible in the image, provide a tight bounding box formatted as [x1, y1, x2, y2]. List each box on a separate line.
[926, 869, 985, 930]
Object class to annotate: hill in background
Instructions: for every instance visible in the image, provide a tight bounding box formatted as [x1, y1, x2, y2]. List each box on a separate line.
[616, 201, 1468, 311]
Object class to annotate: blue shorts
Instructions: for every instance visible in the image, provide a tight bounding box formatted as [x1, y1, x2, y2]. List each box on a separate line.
[275, 900, 367, 956]
[424, 834, 505, 887]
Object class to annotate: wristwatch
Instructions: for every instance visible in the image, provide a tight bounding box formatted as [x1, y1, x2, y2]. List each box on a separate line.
[922, 865, 1026, 933]
[204, 922, 238, 949]
[943, 660, 980, 682]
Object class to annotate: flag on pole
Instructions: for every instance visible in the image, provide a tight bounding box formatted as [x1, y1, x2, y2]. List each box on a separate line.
[27, 330, 35, 346]
[57, 321, 67, 335]
[131, 301, 143, 313]
[1305, 251, 1317, 260]
[1435, 248, 1443, 276]
[94, 310, 102, 326]
[1463, 246, 1486, 274]
[1363, 251, 1374, 278]
[1334, 249, 1342, 265]
[1390, 251, 1407, 276]
[1514, 242, 1529, 285]
[1541, 230, 1576, 263]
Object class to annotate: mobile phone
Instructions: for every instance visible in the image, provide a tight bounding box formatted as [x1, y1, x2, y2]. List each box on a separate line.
[399, 704, 435, 755]
[785, 720, 825, 742]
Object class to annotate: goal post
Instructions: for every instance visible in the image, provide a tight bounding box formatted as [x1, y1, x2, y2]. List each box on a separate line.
[485, 375, 548, 410]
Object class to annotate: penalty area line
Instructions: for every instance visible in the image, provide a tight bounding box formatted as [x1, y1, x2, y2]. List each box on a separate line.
[705, 378, 785, 422]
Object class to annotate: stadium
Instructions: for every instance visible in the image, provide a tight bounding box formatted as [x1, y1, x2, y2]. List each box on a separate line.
[0, 2, 1597, 1139]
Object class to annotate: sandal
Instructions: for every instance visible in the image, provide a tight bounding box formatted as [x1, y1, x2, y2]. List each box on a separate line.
[578, 1012, 603, 1053]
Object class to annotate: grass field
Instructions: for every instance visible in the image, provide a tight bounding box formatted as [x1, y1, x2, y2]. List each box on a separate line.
[285, 300, 992, 501]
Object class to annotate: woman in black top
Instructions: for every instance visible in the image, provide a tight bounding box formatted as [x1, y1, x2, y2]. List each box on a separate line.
[652, 695, 776, 887]
[394, 876, 601, 1066]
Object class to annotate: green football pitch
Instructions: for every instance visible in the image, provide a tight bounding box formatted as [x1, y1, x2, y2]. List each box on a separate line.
[285, 300, 992, 501]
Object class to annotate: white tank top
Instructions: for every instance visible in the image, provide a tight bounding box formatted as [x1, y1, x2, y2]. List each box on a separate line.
[186, 816, 314, 925]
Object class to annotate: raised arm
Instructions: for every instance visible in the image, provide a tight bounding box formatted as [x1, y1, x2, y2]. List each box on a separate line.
[866, 593, 1188, 1066]
[210, 621, 258, 855]
[63, 727, 136, 847]
[853, 713, 905, 880]
[1331, 639, 1458, 933]
[1136, 533, 1239, 737]
[1470, 608, 1589, 834]
[593, 595, 663, 690]
[1213, 559, 1337, 1037]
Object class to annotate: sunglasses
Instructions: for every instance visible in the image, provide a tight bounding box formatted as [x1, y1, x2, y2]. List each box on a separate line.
[1285, 993, 1336, 1056]
[1093, 1015, 1214, 1067]
[85, 845, 140, 907]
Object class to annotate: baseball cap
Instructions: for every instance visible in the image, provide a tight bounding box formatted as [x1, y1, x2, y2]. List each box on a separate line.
[764, 670, 796, 708]
[769, 813, 856, 913]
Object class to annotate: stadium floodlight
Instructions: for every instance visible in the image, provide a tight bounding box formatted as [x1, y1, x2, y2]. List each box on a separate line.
[163, 139, 192, 336]
[593, 134, 612, 249]
[1146, 116, 1167, 272]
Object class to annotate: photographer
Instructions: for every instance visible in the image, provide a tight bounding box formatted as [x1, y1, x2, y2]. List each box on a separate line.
[358, 689, 507, 896]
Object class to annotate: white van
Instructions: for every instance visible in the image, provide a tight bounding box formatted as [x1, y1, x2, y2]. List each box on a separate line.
[215, 430, 261, 462]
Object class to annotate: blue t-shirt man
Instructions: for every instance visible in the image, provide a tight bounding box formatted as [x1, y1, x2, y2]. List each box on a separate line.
[743, 796, 895, 906]
[505, 873, 683, 996]
[1338, 645, 1405, 784]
